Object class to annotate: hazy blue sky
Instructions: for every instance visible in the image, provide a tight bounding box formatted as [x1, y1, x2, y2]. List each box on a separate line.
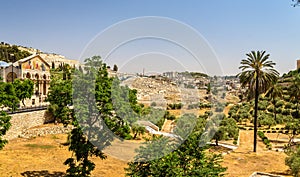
[1, 0, 300, 75]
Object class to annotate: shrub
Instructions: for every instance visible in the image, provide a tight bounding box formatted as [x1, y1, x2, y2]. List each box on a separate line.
[263, 138, 270, 144]
[150, 102, 157, 107]
[282, 109, 291, 116]
[275, 100, 285, 108]
[258, 102, 267, 110]
[285, 103, 293, 109]
[276, 108, 282, 114]
[258, 131, 265, 138]
[283, 95, 290, 101]
[267, 106, 274, 112]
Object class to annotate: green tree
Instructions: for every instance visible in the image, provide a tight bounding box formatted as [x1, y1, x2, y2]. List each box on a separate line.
[131, 124, 146, 140]
[207, 114, 238, 146]
[126, 116, 226, 177]
[46, 65, 72, 126]
[289, 74, 300, 118]
[237, 51, 279, 152]
[13, 79, 34, 107]
[0, 81, 16, 150]
[113, 64, 118, 72]
[285, 146, 300, 177]
[207, 82, 211, 94]
[65, 56, 135, 176]
[265, 83, 283, 122]
[0, 82, 19, 111]
[258, 113, 276, 128]
[0, 111, 11, 150]
[0, 44, 31, 62]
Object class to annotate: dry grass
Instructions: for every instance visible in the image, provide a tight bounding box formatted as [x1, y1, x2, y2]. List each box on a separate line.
[0, 128, 294, 177]
[0, 134, 127, 177]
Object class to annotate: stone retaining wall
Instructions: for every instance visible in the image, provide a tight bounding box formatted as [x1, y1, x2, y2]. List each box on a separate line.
[3, 110, 54, 140]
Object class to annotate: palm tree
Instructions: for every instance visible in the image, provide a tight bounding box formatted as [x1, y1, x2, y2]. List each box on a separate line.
[237, 51, 279, 152]
[265, 83, 283, 122]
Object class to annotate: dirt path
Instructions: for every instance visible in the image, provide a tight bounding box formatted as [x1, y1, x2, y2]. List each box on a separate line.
[161, 120, 174, 132]
[222, 130, 291, 177]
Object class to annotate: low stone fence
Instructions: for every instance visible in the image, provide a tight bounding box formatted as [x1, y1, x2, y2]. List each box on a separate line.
[19, 125, 73, 139]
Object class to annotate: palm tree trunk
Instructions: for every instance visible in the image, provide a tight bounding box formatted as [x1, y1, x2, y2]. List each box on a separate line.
[253, 76, 259, 152]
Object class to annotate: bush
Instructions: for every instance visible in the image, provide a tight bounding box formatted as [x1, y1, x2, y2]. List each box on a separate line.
[258, 131, 265, 138]
[150, 102, 157, 107]
[275, 100, 285, 108]
[283, 95, 290, 101]
[258, 102, 267, 110]
[263, 138, 270, 144]
[258, 131, 272, 149]
[282, 109, 291, 116]
[276, 108, 282, 114]
[267, 106, 274, 112]
[285, 103, 293, 109]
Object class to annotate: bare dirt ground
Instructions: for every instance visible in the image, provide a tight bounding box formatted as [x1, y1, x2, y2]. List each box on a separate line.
[222, 130, 292, 177]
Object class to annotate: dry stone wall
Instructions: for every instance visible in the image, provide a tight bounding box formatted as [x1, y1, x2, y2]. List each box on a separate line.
[3, 110, 54, 140]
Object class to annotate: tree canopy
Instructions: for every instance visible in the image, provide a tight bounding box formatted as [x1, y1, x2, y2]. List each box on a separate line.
[126, 114, 227, 177]
[0, 44, 31, 62]
[13, 79, 34, 107]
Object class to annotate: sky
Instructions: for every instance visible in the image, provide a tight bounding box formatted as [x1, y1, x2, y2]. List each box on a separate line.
[1, 0, 300, 76]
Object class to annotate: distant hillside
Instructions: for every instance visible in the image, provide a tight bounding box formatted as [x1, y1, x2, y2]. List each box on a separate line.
[0, 42, 31, 62]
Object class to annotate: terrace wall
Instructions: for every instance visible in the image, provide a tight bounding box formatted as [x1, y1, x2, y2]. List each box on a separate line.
[3, 110, 54, 140]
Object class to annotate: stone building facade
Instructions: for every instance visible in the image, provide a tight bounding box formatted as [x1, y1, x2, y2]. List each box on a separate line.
[0, 54, 51, 106]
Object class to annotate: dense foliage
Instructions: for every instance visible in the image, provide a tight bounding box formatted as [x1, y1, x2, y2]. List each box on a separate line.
[285, 146, 300, 177]
[0, 44, 31, 62]
[46, 64, 73, 126]
[126, 114, 227, 177]
[47, 56, 142, 176]
[13, 79, 34, 107]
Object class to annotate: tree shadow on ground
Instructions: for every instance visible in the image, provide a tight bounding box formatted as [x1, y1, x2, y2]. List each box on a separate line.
[21, 170, 65, 177]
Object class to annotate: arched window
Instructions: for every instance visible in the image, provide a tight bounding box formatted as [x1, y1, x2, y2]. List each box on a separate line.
[6, 72, 17, 82]
[26, 72, 31, 79]
[35, 73, 39, 80]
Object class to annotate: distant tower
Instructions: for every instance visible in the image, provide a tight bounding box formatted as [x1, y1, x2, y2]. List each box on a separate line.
[297, 60, 300, 70]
